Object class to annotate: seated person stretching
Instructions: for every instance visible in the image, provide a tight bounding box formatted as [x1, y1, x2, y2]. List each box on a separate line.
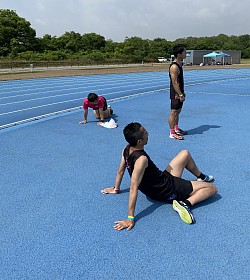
[101, 122, 218, 230]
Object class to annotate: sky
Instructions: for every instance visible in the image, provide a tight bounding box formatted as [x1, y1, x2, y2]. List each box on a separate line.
[1, 0, 250, 42]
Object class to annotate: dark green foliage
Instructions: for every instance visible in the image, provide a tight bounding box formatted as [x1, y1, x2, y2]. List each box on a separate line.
[0, 9, 37, 56]
[1, 9, 250, 64]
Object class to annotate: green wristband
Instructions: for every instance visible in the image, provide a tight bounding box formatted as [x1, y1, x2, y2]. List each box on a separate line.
[128, 216, 134, 221]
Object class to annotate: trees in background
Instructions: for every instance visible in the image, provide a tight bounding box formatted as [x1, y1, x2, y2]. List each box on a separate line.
[0, 9, 250, 63]
[174, 34, 250, 59]
[0, 9, 37, 57]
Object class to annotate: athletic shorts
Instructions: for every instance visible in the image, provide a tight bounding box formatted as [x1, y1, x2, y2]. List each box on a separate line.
[93, 103, 107, 112]
[172, 176, 193, 201]
[171, 99, 183, 110]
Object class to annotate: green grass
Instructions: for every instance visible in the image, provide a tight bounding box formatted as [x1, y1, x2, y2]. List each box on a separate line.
[241, 59, 250, 64]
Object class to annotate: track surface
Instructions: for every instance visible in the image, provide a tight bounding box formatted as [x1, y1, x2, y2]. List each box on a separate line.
[0, 68, 249, 279]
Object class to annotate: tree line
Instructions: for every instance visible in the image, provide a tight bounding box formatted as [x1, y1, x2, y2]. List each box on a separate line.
[1, 9, 250, 65]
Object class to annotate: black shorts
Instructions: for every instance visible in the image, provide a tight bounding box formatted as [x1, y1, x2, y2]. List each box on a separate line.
[102, 97, 108, 111]
[172, 176, 193, 201]
[171, 99, 183, 110]
[93, 97, 107, 112]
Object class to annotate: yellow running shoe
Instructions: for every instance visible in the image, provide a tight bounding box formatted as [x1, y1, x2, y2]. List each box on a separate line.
[173, 200, 195, 224]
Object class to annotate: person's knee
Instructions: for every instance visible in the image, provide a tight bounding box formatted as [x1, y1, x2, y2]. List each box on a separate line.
[180, 149, 190, 159]
[207, 183, 218, 195]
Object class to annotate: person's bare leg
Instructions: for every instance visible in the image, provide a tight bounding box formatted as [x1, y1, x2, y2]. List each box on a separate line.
[169, 151, 218, 224]
[168, 109, 183, 139]
[93, 110, 100, 119]
[166, 150, 201, 178]
[168, 109, 180, 130]
[94, 109, 111, 119]
[172, 181, 217, 224]
[187, 181, 218, 206]
[103, 110, 111, 118]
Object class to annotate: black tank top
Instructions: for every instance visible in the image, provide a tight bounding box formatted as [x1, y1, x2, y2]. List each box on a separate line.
[123, 145, 175, 201]
[169, 62, 184, 99]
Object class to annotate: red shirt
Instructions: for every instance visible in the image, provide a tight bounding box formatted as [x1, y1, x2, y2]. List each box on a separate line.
[83, 96, 105, 110]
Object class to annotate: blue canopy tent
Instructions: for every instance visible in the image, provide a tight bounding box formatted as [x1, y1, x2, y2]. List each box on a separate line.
[203, 51, 222, 65]
[219, 51, 231, 57]
[218, 51, 232, 65]
[203, 51, 232, 65]
[203, 51, 222, 58]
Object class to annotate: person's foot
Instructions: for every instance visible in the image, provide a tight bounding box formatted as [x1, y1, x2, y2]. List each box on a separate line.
[108, 105, 113, 115]
[169, 132, 184, 140]
[175, 128, 187, 135]
[172, 200, 195, 224]
[197, 175, 214, 182]
[101, 187, 120, 194]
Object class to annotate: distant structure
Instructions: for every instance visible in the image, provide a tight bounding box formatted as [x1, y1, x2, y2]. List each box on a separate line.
[182, 50, 241, 65]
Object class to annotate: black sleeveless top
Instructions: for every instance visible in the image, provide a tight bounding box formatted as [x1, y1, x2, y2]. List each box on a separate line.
[169, 62, 184, 99]
[123, 145, 175, 201]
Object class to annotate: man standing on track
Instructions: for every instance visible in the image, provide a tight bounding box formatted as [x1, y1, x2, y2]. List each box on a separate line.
[168, 44, 187, 140]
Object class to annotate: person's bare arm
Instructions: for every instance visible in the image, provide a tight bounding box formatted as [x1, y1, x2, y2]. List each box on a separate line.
[99, 107, 105, 122]
[79, 108, 88, 124]
[101, 150, 126, 194]
[114, 156, 148, 231]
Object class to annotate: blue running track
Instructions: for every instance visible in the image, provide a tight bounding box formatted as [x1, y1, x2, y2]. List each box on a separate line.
[0, 68, 250, 279]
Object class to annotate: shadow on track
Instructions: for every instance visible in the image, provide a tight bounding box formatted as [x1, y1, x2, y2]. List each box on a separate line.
[135, 198, 166, 222]
[187, 125, 221, 135]
[192, 193, 222, 209]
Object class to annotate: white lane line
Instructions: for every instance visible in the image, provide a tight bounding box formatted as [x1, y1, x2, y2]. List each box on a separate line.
[188, 91, 250, 97]
[0, 74, 166, 93]
[0, 98, 83, 116]
[0, 88, 166, 130]
[0, 83, 167, 106]
[0, 107, 82, 130]
[0, 91, 84, 105]
[0, 77, 166, 98]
